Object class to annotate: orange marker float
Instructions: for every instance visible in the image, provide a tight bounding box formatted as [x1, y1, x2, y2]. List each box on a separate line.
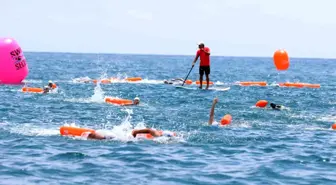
[60, 126, 95, 137]
[196, 81, 214, 85]
[273, 49, 290, 70]
[22, 87, 43, 93]
[51, 84, 57, 89]
[279, 82, 320, 88]
[239, 81, 267, 86]
[256, 100, 268, 108]
[220, 114, 232, 125]
[126, 77, 142, 82]
[105, 97, 133, 105]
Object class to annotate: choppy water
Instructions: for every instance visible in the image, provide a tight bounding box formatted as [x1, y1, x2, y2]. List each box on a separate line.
[0, 52, 335, 184]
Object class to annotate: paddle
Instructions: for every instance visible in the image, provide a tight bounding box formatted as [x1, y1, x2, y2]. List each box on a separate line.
[181, 65, 194, 86]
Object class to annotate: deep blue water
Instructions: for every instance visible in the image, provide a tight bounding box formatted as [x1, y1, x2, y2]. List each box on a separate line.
[0, 52, 336, 185]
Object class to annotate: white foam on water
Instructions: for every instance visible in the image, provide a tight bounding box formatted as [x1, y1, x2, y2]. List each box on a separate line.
[5, 123, 59, 136]
[72, 76, 92, 83]
[90, 83, 105, 103]
[317, 115, 336, 122]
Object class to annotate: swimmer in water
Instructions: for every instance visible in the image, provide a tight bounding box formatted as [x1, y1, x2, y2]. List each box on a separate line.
[208, 97, 219, 125]
[132, 97, 140, 105]
[208, 97, 231, 126]
[48, 80, 56, 89]
[270, 103, 283, 110]
[84, 128, 174, 140]
[43, 86, 50, 94]
[163, 78, 184, 84]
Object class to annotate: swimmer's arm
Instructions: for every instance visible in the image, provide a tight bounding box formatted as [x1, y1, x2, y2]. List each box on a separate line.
[132, 128, 160, 137]
[88, 133, 105, 140]
[208, 98, 218, 125]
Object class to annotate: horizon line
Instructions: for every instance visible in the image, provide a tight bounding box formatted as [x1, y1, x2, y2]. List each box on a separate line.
[24, 50, 336, 60]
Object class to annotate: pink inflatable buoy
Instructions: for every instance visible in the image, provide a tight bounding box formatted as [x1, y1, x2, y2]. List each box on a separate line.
[0, 38, 29, 84]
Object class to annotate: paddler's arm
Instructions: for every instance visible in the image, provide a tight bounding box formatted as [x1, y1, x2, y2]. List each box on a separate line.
[208, 98, 218, 125]
[192, 51, 200, 66]
[202, 47, 210, 55]
[132, 128, 161, 137]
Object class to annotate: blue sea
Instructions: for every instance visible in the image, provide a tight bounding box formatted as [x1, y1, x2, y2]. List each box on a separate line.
[0, 52, 335, 185]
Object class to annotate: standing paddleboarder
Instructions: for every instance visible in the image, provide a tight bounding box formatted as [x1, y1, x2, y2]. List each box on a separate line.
[192, 42, 211, 89]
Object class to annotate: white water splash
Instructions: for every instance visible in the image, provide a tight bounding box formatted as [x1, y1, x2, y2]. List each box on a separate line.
[90, 83, 105, 103]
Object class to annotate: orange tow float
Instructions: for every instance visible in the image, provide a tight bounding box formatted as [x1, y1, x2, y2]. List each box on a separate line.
[256, 100, 268, 108]
[22, 87, 44, 93]
[60, 126, 95, 137]
[220, 114, 232, 125]
[279, 82, 320, 88]
[105, 97, 133, 105]
[196, 81, 214, 85]
[239, 81, 267, 86]
[332, 123, 336, 130]
[126, 77, 142, 82]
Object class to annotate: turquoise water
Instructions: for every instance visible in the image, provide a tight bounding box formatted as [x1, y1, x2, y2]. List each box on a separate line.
[0, 52, 336, 184]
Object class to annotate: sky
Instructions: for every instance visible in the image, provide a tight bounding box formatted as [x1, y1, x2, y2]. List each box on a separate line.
[1, 0, 336, 58]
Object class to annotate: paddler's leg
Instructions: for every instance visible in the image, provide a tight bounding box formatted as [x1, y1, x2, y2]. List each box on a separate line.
[199, 67, 204, 89]
[205, 66, 210, 90]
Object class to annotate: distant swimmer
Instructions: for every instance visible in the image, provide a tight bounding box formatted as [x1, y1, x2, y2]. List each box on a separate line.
[105, 97, 140, 106]
[132, 97, 140, 105]
[192, 42, 211, 89]
[46, 80, 57, 89]
[82, 128, 175, 140]
[164, 78, 184, 84]
[208, 98, 232, 126]
[270, 103, 284, 110]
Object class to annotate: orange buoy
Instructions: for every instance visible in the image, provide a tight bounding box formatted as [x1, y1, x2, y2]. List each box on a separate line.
[332, 123, 336, 130]
[196, 81, 214, 85]
[239, 81, 267, 86]
[126, 77, 142, 82]
[273, 49, 289, 70]
[22, 87, 43, 93]
[256, 100, 268, 108]
[60, 126, 95, 136]
[220, 114, 232, 125]
[185, 79, 192, 85]
[105, 97, 133, 105]
[52, 84, 57, 89]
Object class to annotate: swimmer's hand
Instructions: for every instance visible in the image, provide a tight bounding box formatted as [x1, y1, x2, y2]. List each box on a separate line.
[132, 130, 137, 138]
[213, 97, 218, 104]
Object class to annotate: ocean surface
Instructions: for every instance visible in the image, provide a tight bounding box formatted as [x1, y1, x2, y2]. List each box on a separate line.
[0, 52, 335, 185]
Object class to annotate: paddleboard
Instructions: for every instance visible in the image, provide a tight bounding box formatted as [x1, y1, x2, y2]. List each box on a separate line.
[176, 86, 230, 91]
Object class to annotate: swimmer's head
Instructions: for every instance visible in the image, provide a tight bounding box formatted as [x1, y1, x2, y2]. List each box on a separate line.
[48, 80, 53, 87]
[270, 103, 276, 109]
[134, 97, 140, 105]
